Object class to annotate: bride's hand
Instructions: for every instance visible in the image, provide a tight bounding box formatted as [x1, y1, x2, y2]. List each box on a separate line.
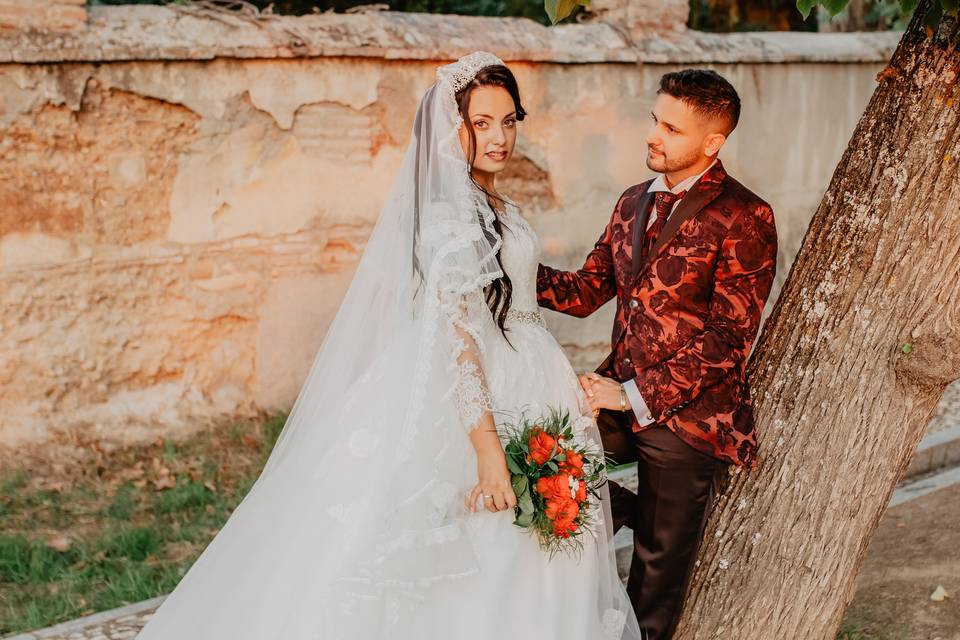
[466, 447, 517, 514]
[580, 373, 629, 413]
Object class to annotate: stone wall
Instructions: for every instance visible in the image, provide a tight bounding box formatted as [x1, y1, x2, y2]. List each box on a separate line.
[2, 4, 926, 445]
[0, 0, 85, 33]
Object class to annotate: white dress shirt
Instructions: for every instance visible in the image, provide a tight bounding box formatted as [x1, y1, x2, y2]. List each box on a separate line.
[621, 159, 718, 425]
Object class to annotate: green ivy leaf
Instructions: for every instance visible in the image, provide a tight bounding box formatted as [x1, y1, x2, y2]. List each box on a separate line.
[544, 0, 558, 23]
[797, 0, 819, 19]
[545, 0, 580, 24]
[511, 474, 529, 498]
[506, 455, 523, 475]
[515, 511, 534, 527]
[901, 342, 913, 355]
[923, 0, 945, 29]
[518, 493, 534, 515]
[821, 0, 848, 16]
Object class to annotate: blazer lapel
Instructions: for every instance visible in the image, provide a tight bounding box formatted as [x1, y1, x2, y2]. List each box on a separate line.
[629, 190, 655, 277]
[636, 161, 728, 278]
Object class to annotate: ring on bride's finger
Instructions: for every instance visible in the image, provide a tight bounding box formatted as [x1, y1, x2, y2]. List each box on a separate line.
[483, 494, 493, 499]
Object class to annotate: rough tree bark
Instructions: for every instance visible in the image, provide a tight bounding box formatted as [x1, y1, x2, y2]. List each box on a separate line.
[673, 4, 960, 638]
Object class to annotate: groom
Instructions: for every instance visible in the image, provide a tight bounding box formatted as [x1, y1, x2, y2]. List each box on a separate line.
[537, 69, 777, 639]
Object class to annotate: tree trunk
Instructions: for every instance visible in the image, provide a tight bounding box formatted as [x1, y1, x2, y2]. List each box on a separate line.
[673, 4, 960, 638]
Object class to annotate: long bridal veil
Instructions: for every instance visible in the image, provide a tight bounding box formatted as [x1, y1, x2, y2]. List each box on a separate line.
[137, 52, 639, 640]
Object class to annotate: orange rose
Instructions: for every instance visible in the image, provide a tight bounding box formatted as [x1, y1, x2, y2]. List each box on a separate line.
[545, 498, 578, 521]
[528, 429, 558, 465]
[535, 473, 572, 502]
[559, 449, 585, 478]
[545, 499, 579, 538]
[554, 518, 578, 538]
[575, 479, 587, 503]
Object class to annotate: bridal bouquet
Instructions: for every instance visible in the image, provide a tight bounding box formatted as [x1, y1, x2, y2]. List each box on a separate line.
[501, 408, 607, 557]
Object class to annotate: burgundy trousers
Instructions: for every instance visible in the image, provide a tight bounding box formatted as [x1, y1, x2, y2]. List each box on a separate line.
[597, 409, 723, 640]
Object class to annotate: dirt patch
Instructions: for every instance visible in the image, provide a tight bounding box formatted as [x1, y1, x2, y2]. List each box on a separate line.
[844, 483, 960, 640]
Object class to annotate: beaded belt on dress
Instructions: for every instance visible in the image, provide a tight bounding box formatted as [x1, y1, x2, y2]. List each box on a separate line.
[505, 309, 546, 328]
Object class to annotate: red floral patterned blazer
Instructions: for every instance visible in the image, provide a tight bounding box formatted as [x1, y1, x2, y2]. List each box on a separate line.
[537, 160, 777, 467]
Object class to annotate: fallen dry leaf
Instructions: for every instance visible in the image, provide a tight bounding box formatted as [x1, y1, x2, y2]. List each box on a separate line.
[930, 585, 950, 602]
[46, 480, 66, 493]
[46, 534, 72, 553]
[153, 475, 176, 491]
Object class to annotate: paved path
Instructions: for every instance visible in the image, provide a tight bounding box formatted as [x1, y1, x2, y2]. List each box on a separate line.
[2, 597, 164, 640]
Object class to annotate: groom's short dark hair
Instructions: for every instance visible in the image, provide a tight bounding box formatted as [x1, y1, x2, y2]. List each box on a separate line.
[658, 69, 741, 134]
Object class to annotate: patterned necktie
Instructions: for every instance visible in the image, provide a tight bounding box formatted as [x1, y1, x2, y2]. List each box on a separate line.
[642, 190, 686, 263]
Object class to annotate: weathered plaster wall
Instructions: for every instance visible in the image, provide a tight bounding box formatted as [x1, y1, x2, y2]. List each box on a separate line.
[0, 0, 85, 33]
[2, 5, 926, 445]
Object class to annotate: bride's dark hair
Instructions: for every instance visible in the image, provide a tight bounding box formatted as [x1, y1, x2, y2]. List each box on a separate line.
[455, 64, 527, 340]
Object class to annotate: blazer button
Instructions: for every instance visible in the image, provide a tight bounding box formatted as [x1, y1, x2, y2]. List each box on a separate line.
[644, 413, 653, 421]
[623, 357, 631, 365]
[629, 299, 638, 309]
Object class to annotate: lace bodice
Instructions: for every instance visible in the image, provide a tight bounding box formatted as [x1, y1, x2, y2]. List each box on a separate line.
[498, 202, 541, 313]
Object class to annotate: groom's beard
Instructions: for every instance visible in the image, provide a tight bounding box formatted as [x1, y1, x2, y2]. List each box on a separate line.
[645, 145, 701, 175]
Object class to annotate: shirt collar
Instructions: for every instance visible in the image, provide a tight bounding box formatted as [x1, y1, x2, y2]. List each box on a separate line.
[646, 157, 719, 195]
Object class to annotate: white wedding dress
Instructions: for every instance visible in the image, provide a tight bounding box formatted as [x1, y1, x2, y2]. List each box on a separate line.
[136, 52, 640, 640]
[403, 202, 631, 639]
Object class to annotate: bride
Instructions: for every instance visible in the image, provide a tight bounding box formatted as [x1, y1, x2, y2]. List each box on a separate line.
[136, 51, 641, 640]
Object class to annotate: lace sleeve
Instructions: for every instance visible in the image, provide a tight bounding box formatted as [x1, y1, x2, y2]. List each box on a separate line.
[417, 197, 503, 435]
[449, 292, 495, 434]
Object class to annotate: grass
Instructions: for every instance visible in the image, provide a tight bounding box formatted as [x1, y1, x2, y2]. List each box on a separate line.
[0, 413, 286, 636]
[836, 623, 889, 640]
[1, 413, 893, 638]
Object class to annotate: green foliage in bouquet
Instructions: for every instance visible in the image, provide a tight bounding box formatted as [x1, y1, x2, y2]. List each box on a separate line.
[499, 408, 609, 558]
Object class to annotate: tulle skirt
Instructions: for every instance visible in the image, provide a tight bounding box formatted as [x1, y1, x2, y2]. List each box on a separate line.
[417, 319, 629, 639]
[135, 318, 637, 640]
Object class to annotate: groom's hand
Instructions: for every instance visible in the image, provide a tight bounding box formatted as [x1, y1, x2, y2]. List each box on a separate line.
[579, 373, 630, 414]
